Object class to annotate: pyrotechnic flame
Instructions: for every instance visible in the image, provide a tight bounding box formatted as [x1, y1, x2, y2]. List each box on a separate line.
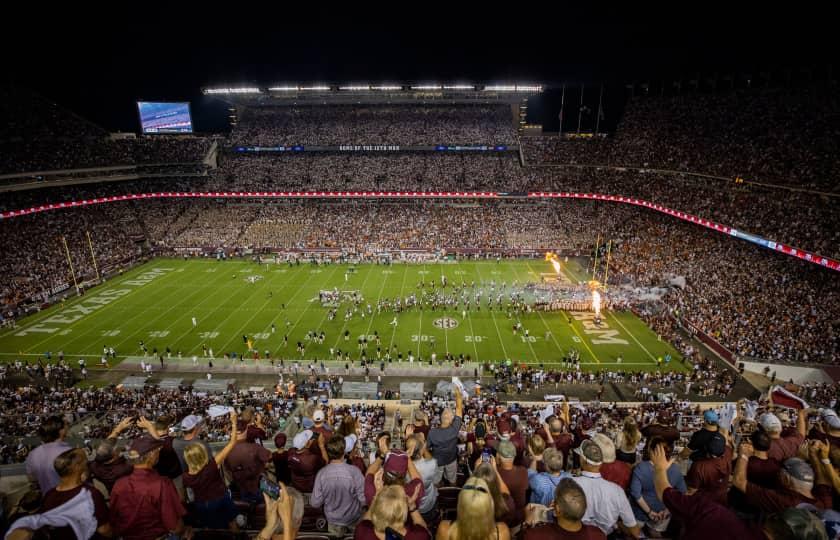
[545, 252, 561, 274]
[592, 289, 602, 317]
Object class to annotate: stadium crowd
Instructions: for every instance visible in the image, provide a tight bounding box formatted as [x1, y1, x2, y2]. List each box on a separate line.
[3, 387, 840, 540]
[230, 105, 517, 146]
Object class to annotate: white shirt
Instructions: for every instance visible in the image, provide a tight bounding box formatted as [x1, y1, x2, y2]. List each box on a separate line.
[574, 471, 638, 534]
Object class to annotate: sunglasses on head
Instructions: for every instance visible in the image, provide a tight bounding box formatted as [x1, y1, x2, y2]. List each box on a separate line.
[462, 484, 489, 494]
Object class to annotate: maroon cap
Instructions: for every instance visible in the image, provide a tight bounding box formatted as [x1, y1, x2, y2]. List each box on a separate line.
[384, 450, 409, 476]
[496, 419, 512, 434]
[237, 420, 249, 432]
[128, 435, 163, 456]
[274, 433, 287, 449]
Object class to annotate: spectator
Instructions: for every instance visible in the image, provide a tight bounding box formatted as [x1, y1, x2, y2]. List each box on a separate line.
[630, 436, 686, 536]
[109, 435, 187, 540]
[256, 481, 303, 540]
[523, 478, 606, 540]
[572, 439, 640, 538]
[614, 417, 641, 464]
[36, 448, 111, 540]
[427, 390, 463, 485]
[287, 429, 327, 493]
[25, 415, 72, 494]
[311, 434, 366, 537]
[685, 429, 732, 505]
[591, 433, 631, 490]
[528, 447, 569, 506]
[224, 419, 272, 502]
[172, 414, 214, 473]
[364, 446, 424, 507]
[89, 418, 134, 494]
[182, 411, 241, 530]
[436, 477, 511, 540]
[496, 439, 528, 527]
[760, 411, 807, 462]
[406, 432, 439, 523]
[355, 485, 430, 540]
[680, 409, 721, 460]
[471, 462, 516, 531]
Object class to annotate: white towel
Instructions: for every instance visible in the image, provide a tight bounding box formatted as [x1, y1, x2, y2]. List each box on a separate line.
[7, 488, 97, 540]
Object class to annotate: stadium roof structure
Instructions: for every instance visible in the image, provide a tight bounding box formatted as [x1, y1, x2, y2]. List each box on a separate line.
[202, 83, 542, 105]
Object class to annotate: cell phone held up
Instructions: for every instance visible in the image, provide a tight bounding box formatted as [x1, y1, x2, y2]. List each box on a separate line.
[260, 475, 281, 500]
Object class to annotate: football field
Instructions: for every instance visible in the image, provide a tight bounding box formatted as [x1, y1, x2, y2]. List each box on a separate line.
[0, 258, 683, 371]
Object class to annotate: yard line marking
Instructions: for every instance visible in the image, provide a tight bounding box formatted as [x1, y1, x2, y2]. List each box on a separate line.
[524, 261, 567, 355]
[607, 312, 657, 362]
[473, 263, 509, 361]
[386, 263, 410, 357]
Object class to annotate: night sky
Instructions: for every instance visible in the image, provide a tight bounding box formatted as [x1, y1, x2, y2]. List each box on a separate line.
[1, 7, 831, 134]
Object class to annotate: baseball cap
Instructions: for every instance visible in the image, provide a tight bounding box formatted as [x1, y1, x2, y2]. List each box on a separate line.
[384, 450, 409, 476]
[783, 457, 815, 483]
[344, 434, 358, 454]
[181, 415, 204, 431]
[127, 435, 163, 457]
[293, 430, 314, 450]
[236, 420, 249, 432]
[703, 410, 719, 425]
[574, 439, 603, 466]
[591, 433, 617, 463]
[497, 440, 516, 460]
[302, 417, 315, 429]
[313, 410, 325, 422]
[704, 432, 726, 458]
[821, 409, 840, 430]
[759, 413, 783, 433]
[274, 433, 287, 449]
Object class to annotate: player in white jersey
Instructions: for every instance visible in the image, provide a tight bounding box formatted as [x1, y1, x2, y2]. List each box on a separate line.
[192, 317, 197, 327]
[390, 317, 398, 326]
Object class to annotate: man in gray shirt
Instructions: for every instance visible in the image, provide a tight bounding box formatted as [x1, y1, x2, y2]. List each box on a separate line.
[427, 389, 463, 485]
[171, 414, 214, 472]
[310, 434, 366, 537]
[25, 415, 72, 494]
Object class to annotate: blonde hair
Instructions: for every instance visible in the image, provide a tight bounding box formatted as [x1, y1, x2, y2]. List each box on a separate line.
[471, 465, 508, 521]
[450, 477, 496, 540]
[184, 442, 210, 475]
[370, 485, 408, 534]
[620, 417, 641, 450]
[528, 434, 546, 456]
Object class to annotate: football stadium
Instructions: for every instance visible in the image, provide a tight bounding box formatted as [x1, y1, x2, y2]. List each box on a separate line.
[0, 12, 838, 540]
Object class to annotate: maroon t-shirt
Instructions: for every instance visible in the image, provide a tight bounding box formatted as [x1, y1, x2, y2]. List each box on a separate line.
[354, 519, 430, 540]
[600, 460, 631, 490]
[90, 458, 133, 493]
[498, 465, 528, 520]
[413, 424, 430, 440]
[663, 488, 764, 540]
[523, 522, 606, 540]
[110, 468, 186, 540]
[224, 442, 272, 494]
[40, 484, 109, 540]
[246, 425, 268, 444]
[183, 460, 227, 503]
[364, 474, 425, 506]
[768, 432, 804, 462]
[536, 429, 574, 468]
[686, 446, 733, 506]
[744, 483, 833, 514]
[745, 456, 782, 488]
[287, 448, 326, 493]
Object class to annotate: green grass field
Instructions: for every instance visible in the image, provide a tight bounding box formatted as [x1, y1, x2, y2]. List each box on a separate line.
[0, 258, 683, 371]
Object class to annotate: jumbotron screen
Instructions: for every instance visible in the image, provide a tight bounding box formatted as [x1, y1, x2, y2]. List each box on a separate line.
[137, 102, 193, 134]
